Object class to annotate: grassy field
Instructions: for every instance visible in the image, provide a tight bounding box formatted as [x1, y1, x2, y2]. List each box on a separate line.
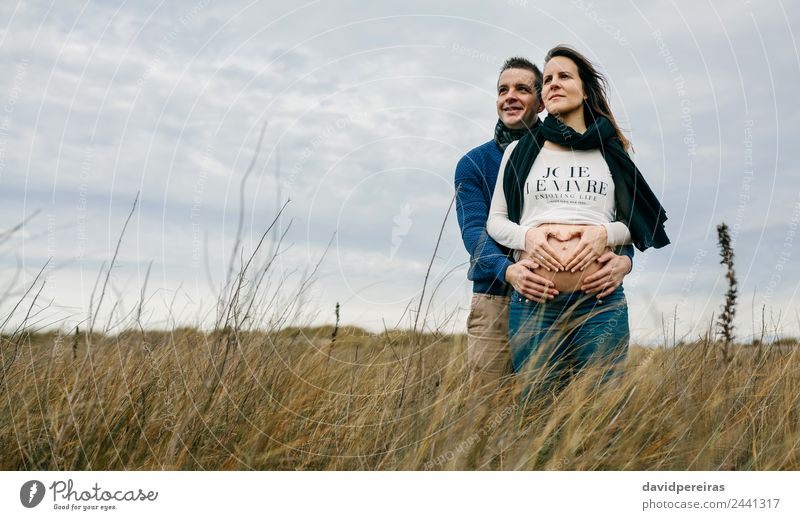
[1, 325, 798, 470]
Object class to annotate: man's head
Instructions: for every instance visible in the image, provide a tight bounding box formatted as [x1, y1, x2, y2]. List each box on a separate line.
[496, 57, 544, 130]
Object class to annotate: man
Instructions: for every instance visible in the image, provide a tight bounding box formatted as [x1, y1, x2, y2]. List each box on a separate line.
[454, 56, 633, 390]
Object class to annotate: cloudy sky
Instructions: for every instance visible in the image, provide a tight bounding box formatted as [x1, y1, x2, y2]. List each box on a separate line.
[1, 0, 799, 344]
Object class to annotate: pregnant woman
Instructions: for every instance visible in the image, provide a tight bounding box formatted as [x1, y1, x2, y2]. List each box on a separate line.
[487, 45, 669, 395]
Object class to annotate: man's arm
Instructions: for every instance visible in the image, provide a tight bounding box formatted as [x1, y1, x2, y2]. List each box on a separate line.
[616, 244, 634, 273]
[455, 154, 513, 284]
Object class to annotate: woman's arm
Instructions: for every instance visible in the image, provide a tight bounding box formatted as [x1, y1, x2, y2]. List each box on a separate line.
[602, 221, 632, 246]
[486, 141, 528, 250]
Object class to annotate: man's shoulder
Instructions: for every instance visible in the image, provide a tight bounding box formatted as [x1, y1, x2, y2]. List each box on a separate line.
[456, 140, 502, 174]
[462, 140, 501, 160]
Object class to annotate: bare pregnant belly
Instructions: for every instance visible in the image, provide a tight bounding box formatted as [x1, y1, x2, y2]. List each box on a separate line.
[522, 224, 609, 293]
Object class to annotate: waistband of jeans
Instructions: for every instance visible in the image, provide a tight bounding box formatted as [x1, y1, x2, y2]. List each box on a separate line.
[512, 284, 624, 304]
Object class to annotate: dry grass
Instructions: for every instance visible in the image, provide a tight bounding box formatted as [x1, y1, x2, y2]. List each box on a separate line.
[2, 204, 797, 470]
[1, 327, 798, 470]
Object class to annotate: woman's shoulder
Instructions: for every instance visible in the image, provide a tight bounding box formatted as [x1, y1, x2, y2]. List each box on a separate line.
[500, 139, 520, 161]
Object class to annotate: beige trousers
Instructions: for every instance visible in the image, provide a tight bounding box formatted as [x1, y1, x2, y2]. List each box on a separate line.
[467, 293, 512, 390]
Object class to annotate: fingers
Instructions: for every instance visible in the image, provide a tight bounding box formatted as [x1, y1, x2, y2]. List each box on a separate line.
[517, 258, 539, 270]
[581, 276, 612, 296]
[517, 284, 555, 302]
[517, 274, 559, 302]
[533, 244, 563, 272]
[596, 283, 617, 299]
[527, 272, 556, 288]
[581, 264, 615, 292]
[517, 291, 548, 303]
[582, 263, 611, 284]
[595, 251, 615, 264]
[549, 228, 573, 241]
[565, 245, 592, 272]
[581, 276, 607, 293]
[582, 267, 623, 298]
[575, 250, 599, 272]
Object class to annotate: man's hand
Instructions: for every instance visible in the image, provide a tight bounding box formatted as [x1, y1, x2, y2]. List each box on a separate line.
[580, 251, 632, 299]
[505, 259, 559, 303]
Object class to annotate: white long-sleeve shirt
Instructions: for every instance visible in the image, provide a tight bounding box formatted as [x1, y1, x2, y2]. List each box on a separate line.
[487, 140, 632, 252]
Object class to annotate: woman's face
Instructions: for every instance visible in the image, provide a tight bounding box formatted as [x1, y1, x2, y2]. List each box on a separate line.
[542, 56, 586, 119]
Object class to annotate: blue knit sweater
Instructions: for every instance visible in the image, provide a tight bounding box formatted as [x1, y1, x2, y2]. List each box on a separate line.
[455, 140, 513, 295]
[455, 139, 634, 295]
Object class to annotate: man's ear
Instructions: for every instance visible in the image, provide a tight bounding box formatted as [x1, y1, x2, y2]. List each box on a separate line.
[536, 100, 545, 114]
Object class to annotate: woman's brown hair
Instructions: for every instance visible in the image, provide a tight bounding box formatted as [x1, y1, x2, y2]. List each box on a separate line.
[544, 45, 630, 151]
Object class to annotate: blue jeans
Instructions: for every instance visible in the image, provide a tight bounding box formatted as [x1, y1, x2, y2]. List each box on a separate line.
[508, 286, 629, 395]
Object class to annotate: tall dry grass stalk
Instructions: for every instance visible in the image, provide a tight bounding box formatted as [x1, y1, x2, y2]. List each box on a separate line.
[717, 222, 738, 360]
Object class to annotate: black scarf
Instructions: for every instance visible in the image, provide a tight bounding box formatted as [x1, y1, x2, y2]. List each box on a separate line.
[493, 118, 539, 150]
[503, 114, 670, 251]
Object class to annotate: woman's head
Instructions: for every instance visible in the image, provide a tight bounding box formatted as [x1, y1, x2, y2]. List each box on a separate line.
[543, 45, 629, 150]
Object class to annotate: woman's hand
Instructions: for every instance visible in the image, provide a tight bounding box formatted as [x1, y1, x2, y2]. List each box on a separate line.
[524, 226, 563, 271]
[563, 225, 607, 272]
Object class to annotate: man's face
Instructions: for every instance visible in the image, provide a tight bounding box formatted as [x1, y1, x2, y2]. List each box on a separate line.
[496, 67, 543, 129]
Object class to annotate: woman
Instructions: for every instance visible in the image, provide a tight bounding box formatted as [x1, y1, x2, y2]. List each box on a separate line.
[487, 45, 669, 395]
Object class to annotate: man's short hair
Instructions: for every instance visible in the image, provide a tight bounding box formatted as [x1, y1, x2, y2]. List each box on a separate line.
[499, 57, 542, 96]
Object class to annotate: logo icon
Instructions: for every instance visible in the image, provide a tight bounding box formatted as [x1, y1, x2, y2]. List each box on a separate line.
[390, 203, 413, 260]
[20, 480, 45, 508]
